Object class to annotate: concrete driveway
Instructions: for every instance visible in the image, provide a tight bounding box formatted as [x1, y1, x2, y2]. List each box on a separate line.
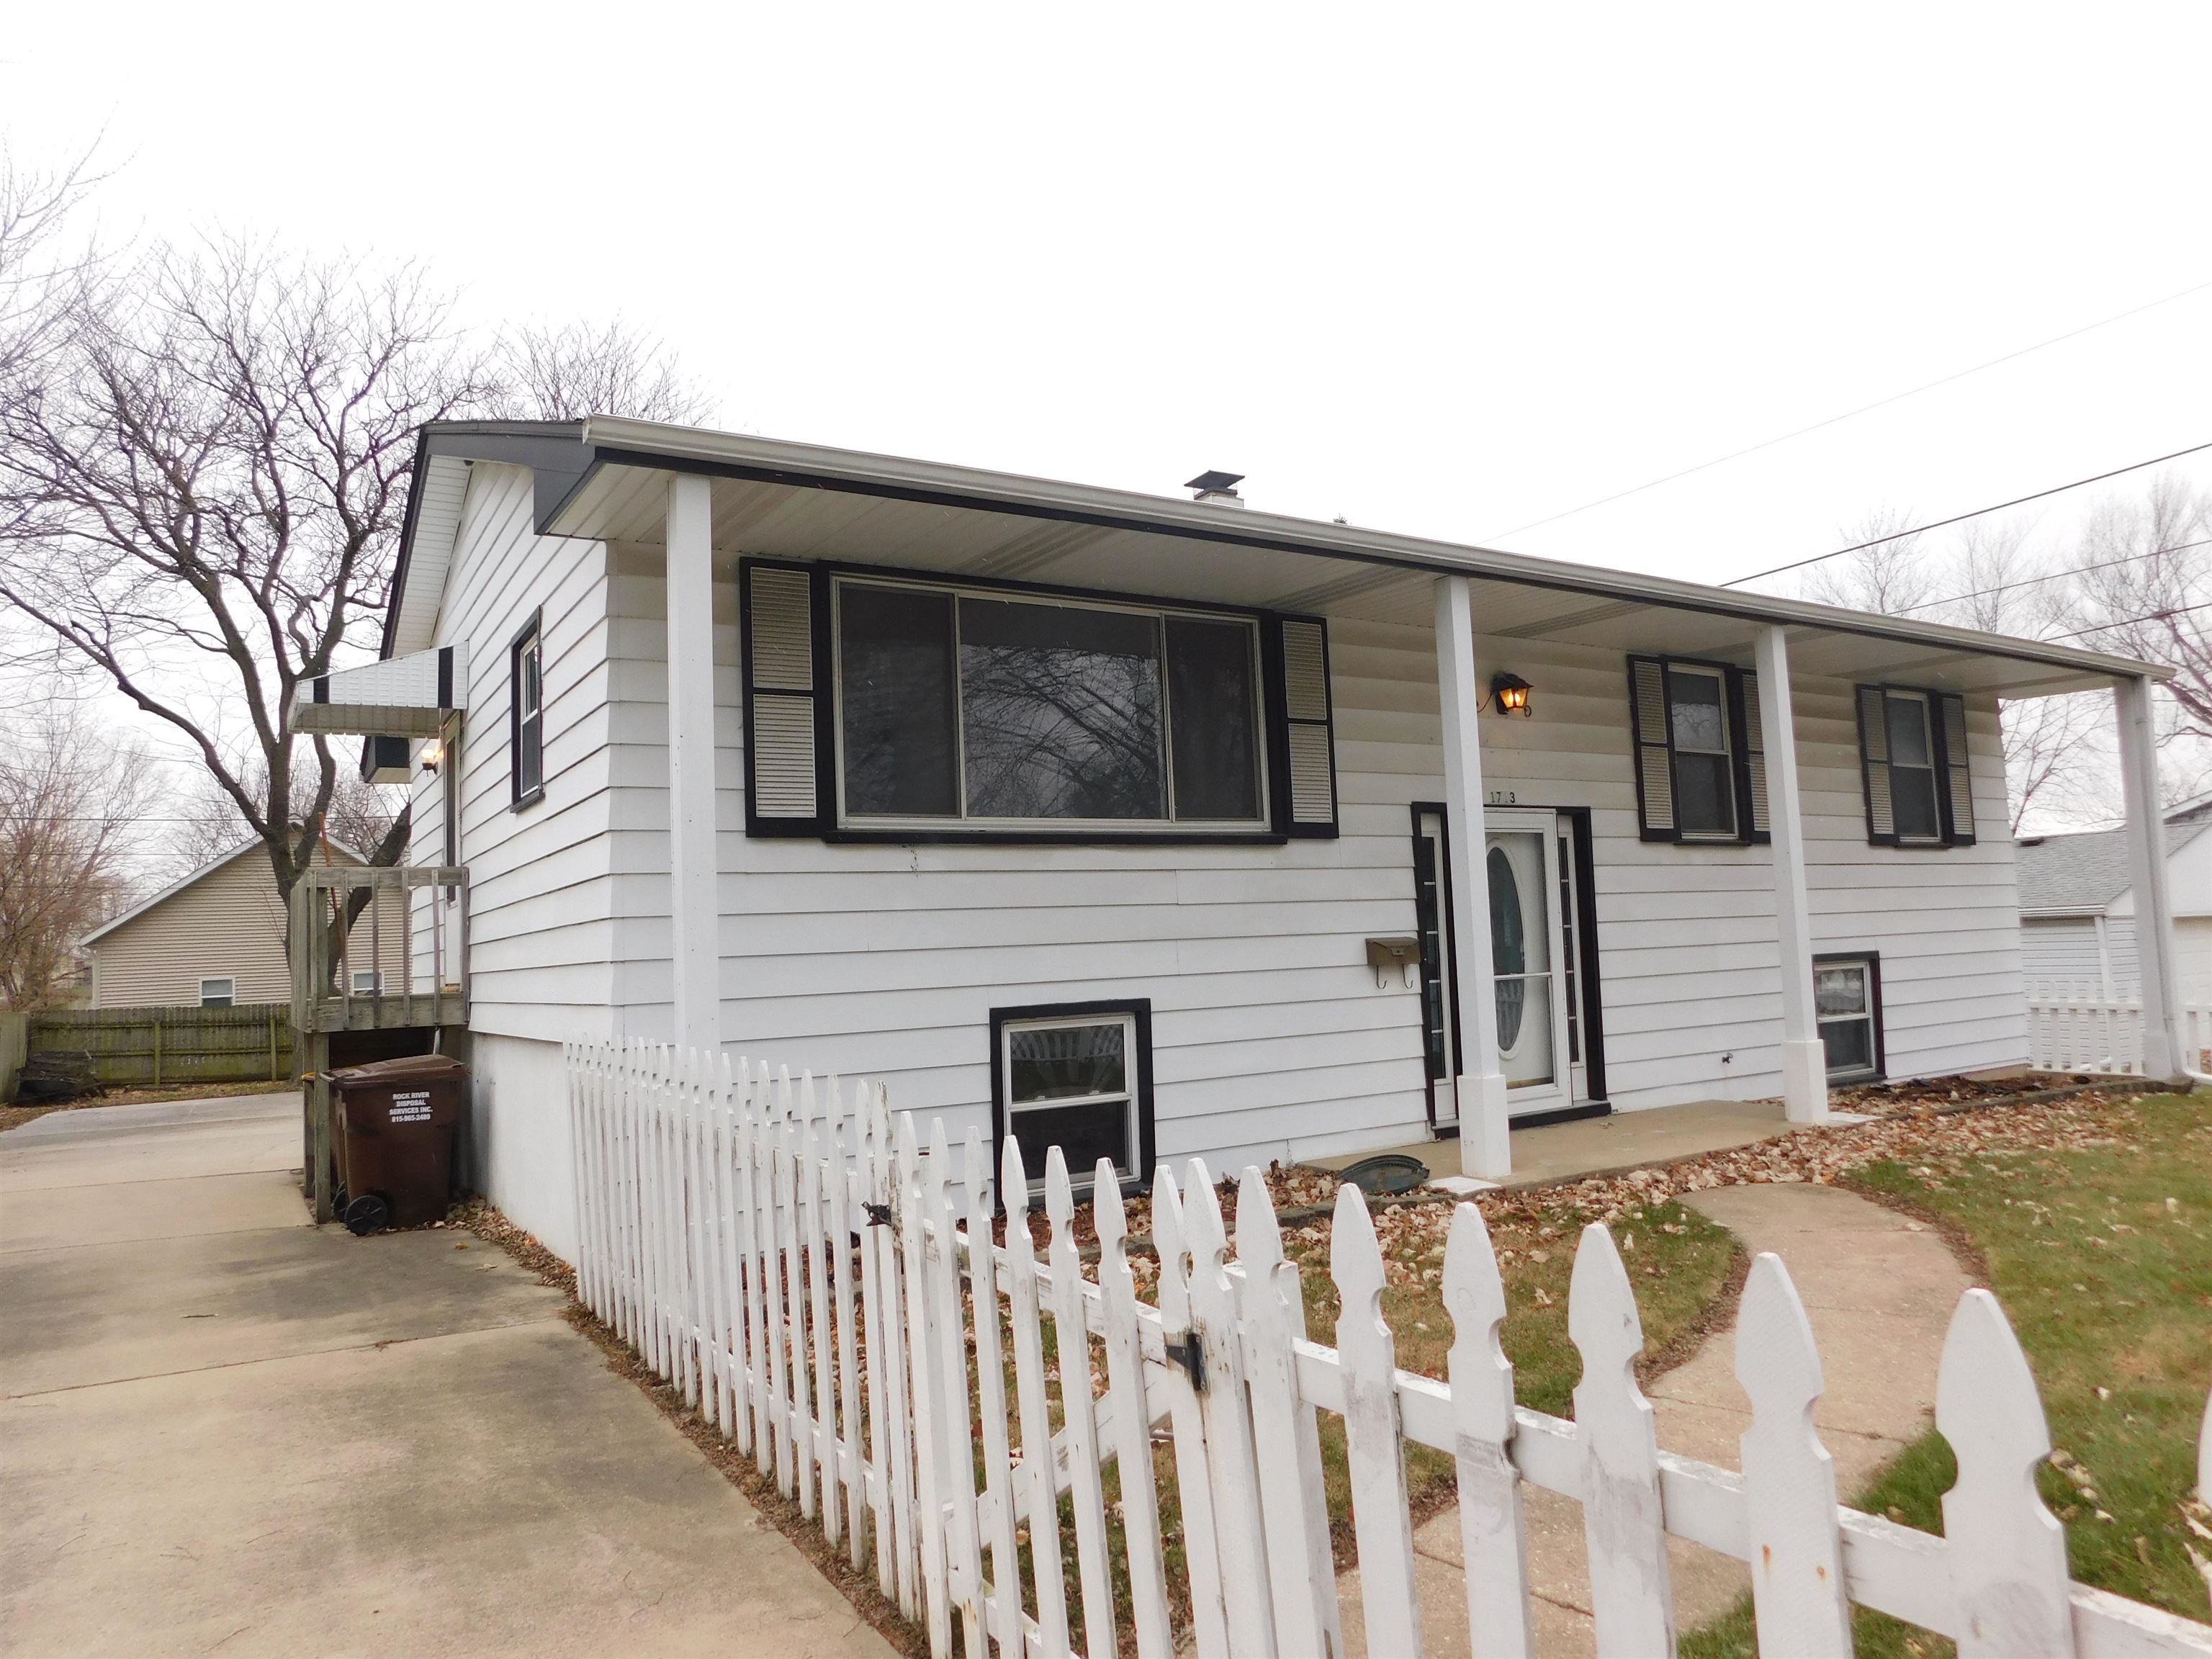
[1, 1092, 893, 1658]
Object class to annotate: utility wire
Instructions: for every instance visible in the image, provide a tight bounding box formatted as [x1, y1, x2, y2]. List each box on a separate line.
[1485, 276, 2212, 542]
[1720, 440, 2212, 588]
[1892, 536, 2212, 617]
[2046, 600, 2212, 644]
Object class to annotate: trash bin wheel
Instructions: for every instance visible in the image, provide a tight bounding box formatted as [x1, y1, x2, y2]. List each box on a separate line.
[343, 1192, 391, 1236]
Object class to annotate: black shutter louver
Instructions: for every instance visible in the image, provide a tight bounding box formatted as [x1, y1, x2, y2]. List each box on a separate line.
[1277, 617, 1338, 837]
[1629, 656, 1676, 840]
[1937, 692, 1975, 846]
[1737, 667, 1771, 844]
[743, 560, 824, 835]
[1857, 684, 1897, 846]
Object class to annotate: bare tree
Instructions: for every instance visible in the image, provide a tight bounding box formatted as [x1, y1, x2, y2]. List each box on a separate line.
[0, 706, 153, 1008]
[163, 757, 403, 882]
[1800, 511, 2106, 832]
[2061, 476, 2212, 739]
[0, 215, 703, 916]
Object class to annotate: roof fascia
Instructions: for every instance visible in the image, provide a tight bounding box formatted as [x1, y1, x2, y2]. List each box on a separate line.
[572, 417, 2171, 686]
[381, 422, 589, 657]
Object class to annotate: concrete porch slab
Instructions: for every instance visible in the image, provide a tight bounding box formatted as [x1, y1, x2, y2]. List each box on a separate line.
[1304, 1099, 1798, 1191]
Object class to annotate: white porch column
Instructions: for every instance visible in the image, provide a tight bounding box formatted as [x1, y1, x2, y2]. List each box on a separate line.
[2116, 673, 2185, 1080]
[665, 473, 721, 1054]
[1755, 625, 1828, 1123]
[1435, 575, 1511, 1178]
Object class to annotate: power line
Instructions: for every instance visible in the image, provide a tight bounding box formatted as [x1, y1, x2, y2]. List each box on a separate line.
[1720, 440, 2212, 588]
[1484, 276, 2212, 542]
[2047, 600, 2212, 644]
[1892, 536, 2212, 617]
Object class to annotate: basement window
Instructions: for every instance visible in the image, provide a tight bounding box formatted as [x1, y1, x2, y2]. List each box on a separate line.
[1814, 953, 1884, 1083]
[991, 1002, 1155, 1197]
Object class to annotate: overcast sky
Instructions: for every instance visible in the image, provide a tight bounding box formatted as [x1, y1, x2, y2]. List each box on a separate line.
[9, 2, 2210, 593]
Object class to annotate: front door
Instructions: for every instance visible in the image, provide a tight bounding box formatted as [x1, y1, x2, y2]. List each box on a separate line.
[1416, 805, 1584, 1125]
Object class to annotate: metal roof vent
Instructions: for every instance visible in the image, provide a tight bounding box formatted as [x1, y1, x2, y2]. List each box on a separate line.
[1186, 469, 1246, 508]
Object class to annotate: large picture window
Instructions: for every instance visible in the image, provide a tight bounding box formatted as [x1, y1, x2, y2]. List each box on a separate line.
[991, 1000, 1155, 1197]
[834, 578, 1265, 830]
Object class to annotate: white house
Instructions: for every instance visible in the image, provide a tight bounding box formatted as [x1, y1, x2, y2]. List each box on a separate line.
[2017, 796, 2212, 998]
[294, 418, 2188, 1262]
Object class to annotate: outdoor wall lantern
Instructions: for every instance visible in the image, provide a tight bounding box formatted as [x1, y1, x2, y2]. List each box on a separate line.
[420, 739, 444, 775]
[1489, 671, 1534, 716]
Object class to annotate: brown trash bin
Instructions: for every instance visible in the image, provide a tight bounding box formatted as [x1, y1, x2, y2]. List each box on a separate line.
[331, 1053, 468, 1235]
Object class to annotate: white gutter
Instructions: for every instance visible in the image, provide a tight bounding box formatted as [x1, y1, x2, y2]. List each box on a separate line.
[578, 416, 2174, 687]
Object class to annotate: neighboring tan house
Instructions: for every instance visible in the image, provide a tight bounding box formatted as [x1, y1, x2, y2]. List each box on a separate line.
[2017, 795, 2212, 999]
[80, 840, 404, 1009]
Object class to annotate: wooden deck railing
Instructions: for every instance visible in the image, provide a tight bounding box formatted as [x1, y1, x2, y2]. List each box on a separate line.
[287, 864, 469, 1035]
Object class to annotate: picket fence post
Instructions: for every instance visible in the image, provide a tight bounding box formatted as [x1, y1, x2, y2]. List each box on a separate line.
[1443, 1200, 1534, 1659]
[966, 1130, 1022, 1649]
[1045, 1148, 1117, 1659]
[1094, 1164, 1174, 1659]
[1153, 1165, 1232, 1659]
[1331, 1182, 1424, 1659]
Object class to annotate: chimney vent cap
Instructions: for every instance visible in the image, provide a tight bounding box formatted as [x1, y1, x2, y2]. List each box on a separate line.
[1185, 469, 1244, 498]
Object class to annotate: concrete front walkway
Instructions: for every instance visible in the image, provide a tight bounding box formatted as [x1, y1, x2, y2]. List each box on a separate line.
[0, 1092, 892, 1659]
[1337, 1182, 1969, 1658]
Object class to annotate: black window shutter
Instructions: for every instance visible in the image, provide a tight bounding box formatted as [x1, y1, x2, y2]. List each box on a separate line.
[742, 558, 827, 836]
[1267, 616, 1338, 838]
[1627, 656, 1676, 841]
[1856, 685, 1899, 846]
[1734, 667, 1771, 845]
[1936, 692, 1975, 846]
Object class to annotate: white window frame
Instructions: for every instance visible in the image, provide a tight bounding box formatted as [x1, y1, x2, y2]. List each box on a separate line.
[999, 1010, 1142, 1195]
[1667, 664, 1738, 842]
[351, 969, 384, 995]
[199, 976, 235, 1008]
[830, 574, 1271, 835]
[1883, 689, 1943, 846]
[1814, 955, 1882, 1082]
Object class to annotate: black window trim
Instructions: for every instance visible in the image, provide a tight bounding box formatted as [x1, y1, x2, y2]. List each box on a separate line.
[739, 554, 1331, 847]
[1812, 950, 1886, 1084]
[508, 607, 545, 811]
[1627, 652, 1770, 848]
[988, 997, 1156, 1207]
[1855, 681, 1974, 850]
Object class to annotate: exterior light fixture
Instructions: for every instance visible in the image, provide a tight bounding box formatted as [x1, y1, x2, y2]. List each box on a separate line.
[1490, 672, 1533, 716]
[421, 739, 444, 775]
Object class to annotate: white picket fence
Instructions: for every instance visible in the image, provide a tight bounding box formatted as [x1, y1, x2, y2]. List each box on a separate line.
[565, 1039, 2212, 1659]
[2027, 986, 2212, 1074]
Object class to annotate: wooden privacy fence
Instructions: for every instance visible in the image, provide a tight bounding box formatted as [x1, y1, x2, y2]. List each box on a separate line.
[2027, 986, 2212, 1075]
[567, 1040, 2212, 1659]
[30, 1002, 296, 1087]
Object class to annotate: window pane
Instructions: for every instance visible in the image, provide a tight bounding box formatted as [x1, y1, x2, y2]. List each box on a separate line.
[1166, 618, 1261, 821]
[1822, 1018, 1873, 1074]
[960, 598, 1164, 819]
[1892, 766, 1940, 840]
[1009, 1020, 1127, 1103]
[1007, 1099, 1135, 1184]
[1886, 694, 1932, 767]
[1669, 672, 1727, 754]
[1815, 965, 1867, 1018]
[840, 585, 959, 816]
[1674, 750, 1736, 835]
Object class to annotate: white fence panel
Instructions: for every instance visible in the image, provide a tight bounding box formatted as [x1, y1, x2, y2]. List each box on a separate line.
[2027, 985, 2212, 1074]
[565, 1039, 2212, 1659]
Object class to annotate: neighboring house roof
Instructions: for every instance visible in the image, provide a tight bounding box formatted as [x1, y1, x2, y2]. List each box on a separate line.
[2015, 819, 2212, 917]
[80, 837, 372, 949]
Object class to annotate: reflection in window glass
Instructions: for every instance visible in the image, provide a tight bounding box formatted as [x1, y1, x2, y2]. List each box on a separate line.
[839, 585, 959, 816]
[1885, 693, 1941, 840]
[1668, 668, 1735, 837]
[1166, 618, 1261, 821]
[1816, 961, 1877, 1078]
[960, 598, 1164, 820]
[1005, 1016, 1137, 1189]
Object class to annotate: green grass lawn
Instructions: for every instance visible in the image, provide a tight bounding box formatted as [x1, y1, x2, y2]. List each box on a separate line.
[1683, 1091, 2212, 1658]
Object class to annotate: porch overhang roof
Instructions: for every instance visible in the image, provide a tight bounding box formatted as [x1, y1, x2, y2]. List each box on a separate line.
[384, 416, 2171, 698]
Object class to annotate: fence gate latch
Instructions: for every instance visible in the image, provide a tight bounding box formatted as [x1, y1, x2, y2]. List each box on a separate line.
[862, 1201, 894, 1227]
[1164, 1330, 1208, 1394]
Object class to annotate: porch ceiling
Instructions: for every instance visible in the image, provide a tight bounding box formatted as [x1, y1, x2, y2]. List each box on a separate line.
[535, 421, 2154, 700]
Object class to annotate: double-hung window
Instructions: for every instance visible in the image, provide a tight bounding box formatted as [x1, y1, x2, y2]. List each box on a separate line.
[1627, 655, 1768, 844]
[1813, 953, 1883, 1082]
[992, 1002, 1154, 1196]
[1856, 684, 1974, 847]
[199, 976, 235, 1009]
[738, 559, 1339, 840]
[511, 613, 543, 807]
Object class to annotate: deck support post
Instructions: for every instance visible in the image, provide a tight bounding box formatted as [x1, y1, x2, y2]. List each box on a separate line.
[1755, 626, 1827, 1123]
[665, 473, 721, 1056]
[2116, 673, 2186, 1082]
[1435, 575, 1512, 1179]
